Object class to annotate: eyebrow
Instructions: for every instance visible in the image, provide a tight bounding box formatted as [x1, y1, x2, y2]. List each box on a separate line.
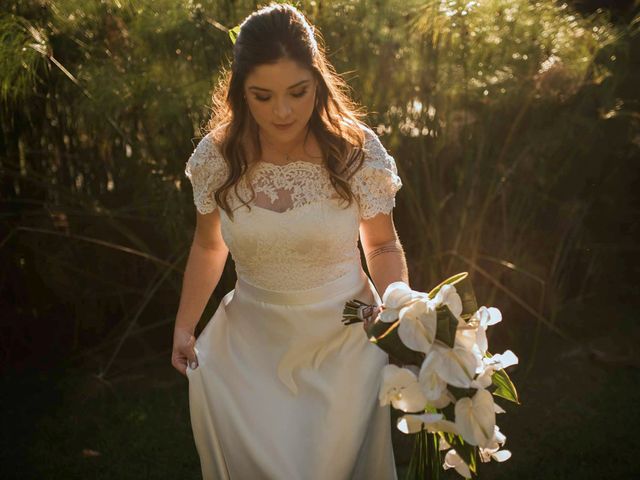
[247, 80, 311, 92]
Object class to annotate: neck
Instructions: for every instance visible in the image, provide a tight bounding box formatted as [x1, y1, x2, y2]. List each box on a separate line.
[260, 125, 310, 154]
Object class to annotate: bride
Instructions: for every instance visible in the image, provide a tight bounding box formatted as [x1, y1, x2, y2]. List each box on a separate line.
[171, 3, 409, 479]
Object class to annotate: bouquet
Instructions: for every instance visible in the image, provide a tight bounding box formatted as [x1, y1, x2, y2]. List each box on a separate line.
[342, 272, 520, 479]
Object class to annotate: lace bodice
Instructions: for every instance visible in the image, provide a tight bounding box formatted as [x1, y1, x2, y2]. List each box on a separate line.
[184, 124, 402, 291]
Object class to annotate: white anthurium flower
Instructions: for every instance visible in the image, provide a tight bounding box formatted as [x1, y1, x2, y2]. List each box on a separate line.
[471, 349, 519, 389]
[431, 284, 463, 319]
[485, 350, 519, 370]
[475, 329, 489, 356]
[398, 299, 437, 354]
[396, 413, 442, 434]
[470, 306, 502, 355]
[443, 449, 472, 479]
[454, 320, 484, 371]
[379, 282, 419, 323]
[378, 305, 401, 323]
[378, 364, 428, 413]
[418, 349, 447, 400]
[479, 424, 507, 453]
[479, 425, 511, 463]
[491, 424, 507, 447]
[454, 388, 497, 447]
[454, 319, 477, 350]
[432, 341, 479, 389]
[470, 364, 494, 389]
[397, 413, 459, 435]
[382, 281, 414, 308]
[479, 444, 512, 463]
[428, 389, 454, 409]
[481, 448, 512, 463]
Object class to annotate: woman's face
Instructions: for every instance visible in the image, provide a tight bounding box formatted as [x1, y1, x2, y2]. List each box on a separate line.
[243, 58, 317, 144]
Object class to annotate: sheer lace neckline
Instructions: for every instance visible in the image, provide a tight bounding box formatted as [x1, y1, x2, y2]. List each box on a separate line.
[254, 160, 324, 170]
[238, 159, 332, 214]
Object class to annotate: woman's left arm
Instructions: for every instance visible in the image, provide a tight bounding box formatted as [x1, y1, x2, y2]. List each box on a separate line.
[359, 210, 410, 299]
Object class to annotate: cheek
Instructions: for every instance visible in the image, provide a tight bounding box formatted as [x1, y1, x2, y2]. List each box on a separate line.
[298, 95, 316, 115]
[247, 101, 269, 121]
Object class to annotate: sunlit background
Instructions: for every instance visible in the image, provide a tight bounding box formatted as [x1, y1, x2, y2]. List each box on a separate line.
[1, 0, 639, 478]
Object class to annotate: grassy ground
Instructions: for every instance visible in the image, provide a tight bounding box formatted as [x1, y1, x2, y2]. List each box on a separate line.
[1, 362, 199, 479]
[2, 303, 639, 479]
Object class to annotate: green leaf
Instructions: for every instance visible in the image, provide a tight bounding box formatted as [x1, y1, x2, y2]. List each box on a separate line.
[428, 272, 469, 299]
[492, 368, 521, 404]
[404, 428, 430, 480]
[435, 305, 459, 347]
[228, 25, 240, 44]
[374, 325, 426, 366]
[427, 431, 441, 479]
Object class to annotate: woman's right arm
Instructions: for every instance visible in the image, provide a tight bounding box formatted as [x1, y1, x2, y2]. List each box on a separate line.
[172, 207, 229, 375]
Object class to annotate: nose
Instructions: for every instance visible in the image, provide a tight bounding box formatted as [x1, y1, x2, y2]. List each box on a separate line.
[273, 97, 292, 120]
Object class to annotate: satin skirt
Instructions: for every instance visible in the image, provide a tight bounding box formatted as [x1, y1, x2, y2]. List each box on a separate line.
[186, 266, 398, 480]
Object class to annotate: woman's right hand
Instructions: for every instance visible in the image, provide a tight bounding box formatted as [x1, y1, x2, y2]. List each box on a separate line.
[172, 326, 199, 377]
[362, 305, 381, 334]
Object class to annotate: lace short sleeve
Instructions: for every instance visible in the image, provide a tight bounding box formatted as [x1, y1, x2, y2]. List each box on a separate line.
[352, 126, 403, 220]
[184, 132, 228, 215]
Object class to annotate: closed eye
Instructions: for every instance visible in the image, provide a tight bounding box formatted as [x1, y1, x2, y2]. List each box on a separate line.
[253, 90, 308, 102]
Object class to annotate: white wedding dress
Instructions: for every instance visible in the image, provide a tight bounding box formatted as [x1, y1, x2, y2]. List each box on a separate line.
[184, 124, 402, 480]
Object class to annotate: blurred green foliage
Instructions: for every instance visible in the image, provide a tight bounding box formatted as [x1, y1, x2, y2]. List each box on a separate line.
[1, 0, 638, 378]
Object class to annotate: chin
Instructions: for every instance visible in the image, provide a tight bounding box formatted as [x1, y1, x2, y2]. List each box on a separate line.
[273, 124, 303, 135]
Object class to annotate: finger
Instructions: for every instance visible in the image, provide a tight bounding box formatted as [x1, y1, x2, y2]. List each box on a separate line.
[188, 345, 199, 370]
[172, 357, 188, 377]
[181, 356, 191, 376]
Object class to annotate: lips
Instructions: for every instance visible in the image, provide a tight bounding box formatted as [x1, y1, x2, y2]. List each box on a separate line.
[273, 121, 295, 128]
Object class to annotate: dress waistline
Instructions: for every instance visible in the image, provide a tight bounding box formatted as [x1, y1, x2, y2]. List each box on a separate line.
[235, 267, 369, 305]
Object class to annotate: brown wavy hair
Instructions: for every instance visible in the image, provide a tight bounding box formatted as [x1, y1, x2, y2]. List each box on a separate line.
[202, 2, 369, 221]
